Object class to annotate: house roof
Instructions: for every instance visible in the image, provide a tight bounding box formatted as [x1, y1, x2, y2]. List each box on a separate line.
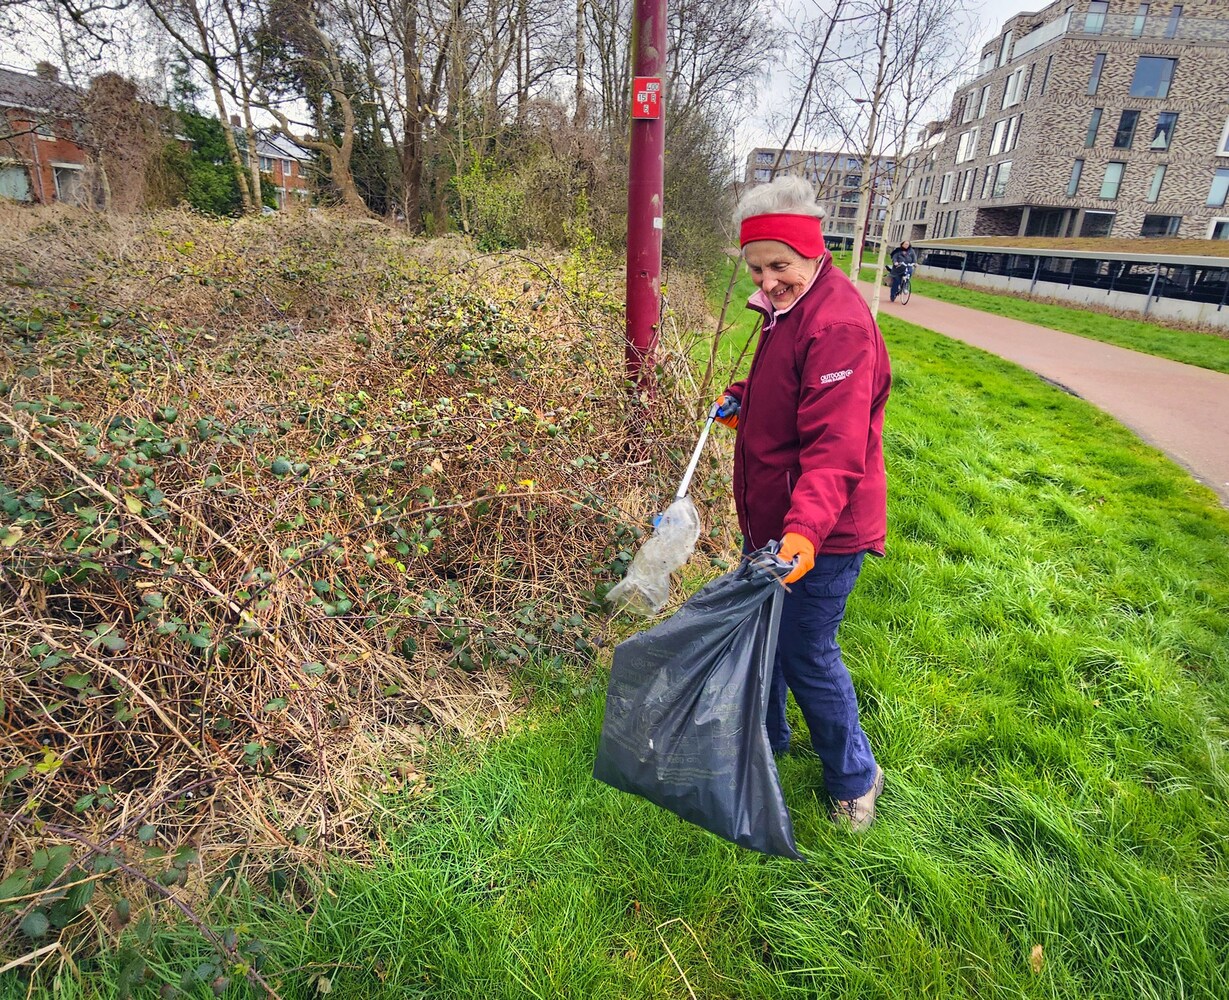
[254, 129, 313, 162]
[0, 66, 80, 117]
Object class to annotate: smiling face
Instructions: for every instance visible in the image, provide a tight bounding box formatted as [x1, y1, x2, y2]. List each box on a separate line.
[743, 240, 820, 312]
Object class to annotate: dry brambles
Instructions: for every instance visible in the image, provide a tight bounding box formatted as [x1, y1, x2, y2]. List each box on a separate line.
[0, 206, 733, 978]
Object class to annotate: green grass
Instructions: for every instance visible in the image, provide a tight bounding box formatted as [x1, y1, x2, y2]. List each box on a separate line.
[35, 310, 1229, 1000]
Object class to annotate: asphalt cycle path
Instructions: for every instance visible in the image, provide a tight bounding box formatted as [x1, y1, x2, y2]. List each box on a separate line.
[858, 281, 1229, 507]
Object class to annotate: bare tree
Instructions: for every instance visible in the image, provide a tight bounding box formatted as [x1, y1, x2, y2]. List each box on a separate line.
[865, 0, 972, 314]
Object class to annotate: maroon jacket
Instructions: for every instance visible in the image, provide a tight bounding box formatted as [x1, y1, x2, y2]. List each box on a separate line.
[725, 253, 891, 555]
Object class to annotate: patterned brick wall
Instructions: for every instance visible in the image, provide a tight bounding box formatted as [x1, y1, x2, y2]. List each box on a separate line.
[918, 0, 1229, 241]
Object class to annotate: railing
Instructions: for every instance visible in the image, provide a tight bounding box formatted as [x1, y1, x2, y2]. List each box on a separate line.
[1013, 10, 1071, 60]
[1072, 12, 1229, 43]
[963, 12, 1229, 85]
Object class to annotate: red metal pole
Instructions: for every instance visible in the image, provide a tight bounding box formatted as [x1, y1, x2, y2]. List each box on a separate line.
[625, 0, 667, 395]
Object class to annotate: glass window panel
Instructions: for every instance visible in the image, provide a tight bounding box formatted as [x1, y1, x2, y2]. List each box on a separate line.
[1208, 169, 1229, 208]
[1129, 57, 1176, 99]
[993, 161, 1012, 198]
[1165, 5, 1182, 39]
[1085, 108, 1102, 148]
[1088, 54, 1106, 96]
[1067, 159, 1084, 197]
[1133, 3, 1149, 38]
[1080, 211, 1114, 238]
[1218, 116, 1229, 156]
[1085, 1, 1108, 34]
[1099, 162, 1125, 199]
[1041, 54, 1054, 97]
[1210, 220, 1229, 240]
[1114, 111, 1140, 149]
[1147, 164, 1166, 203]
[1150, 112, 1178, 150]
[1140, 214, 1181, 237]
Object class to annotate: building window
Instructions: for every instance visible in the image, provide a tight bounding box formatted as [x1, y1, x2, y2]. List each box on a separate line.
[1085, 108, 1102, 148]
[939, 172, 954, 203]
[1140, 214, 1181, 238]
[53, 164, 84, 204]
[1099, 162, 1125, 199]
[259, 156, 273, 171]
[980, 168, 994, 200]
[1080, 211, 1115, 237]
[1133, 3, 1149, 38]
[1129, 57, 1176, 99]
[1147, 164, 1166, 203]
[1040, 54, 1054, 97]
[754, 168, 771, 181]
[978, 85, 991, 118]
[956, 129, 979, 163]
[1164, 5, 1182, 39]
[1006, 115, 1022, 153]
[998, 31, 1013, 68]
[989, 119, 1007, 156]
[1113, 111, 1140, 149]
[0, 163, 33, 202]
[283, 159, 293, 174]
[1002, 68, 1025, 109]
[1148, 112, 1178, 151]
[1084, 1, 1108, 34]
[992, 161, 1012, 199]
[1209, 218, 1229, 240]
[35, 120, 55, 140]
[1088, 54, 1106, 96]
[960, 169, 977, 200]
[1218, 116, 1229, 156]
[1208, 168, 1229, 208]
[1067, 159, 1084, 197]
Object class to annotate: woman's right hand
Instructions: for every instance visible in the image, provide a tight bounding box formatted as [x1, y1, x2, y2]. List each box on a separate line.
[713, 394, 740, 429]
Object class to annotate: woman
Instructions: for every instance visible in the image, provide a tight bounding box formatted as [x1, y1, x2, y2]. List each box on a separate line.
[715, 175, 891, 831]
[890, 240, 917, 302]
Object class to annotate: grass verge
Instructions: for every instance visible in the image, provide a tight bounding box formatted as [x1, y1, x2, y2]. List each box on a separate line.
[36, 310, 1229, 999]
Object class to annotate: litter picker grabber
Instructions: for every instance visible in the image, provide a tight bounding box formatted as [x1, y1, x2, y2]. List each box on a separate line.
[605, 402, 721, 616]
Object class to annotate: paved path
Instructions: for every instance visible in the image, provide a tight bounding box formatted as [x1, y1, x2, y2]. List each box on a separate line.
[858, 282, 1229, 506]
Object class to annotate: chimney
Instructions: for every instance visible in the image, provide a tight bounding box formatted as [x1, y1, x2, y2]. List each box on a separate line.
[34, 61, 60, 82]
[230, 114, 240, 126]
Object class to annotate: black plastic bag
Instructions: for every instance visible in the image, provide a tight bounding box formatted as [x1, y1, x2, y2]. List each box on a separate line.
[594, 547, 801, 859]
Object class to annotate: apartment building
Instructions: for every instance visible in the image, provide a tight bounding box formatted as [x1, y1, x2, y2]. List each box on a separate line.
[744, 147, 896, 243]
[913, 0, 1229, 242]
[887, 123, 947, 245]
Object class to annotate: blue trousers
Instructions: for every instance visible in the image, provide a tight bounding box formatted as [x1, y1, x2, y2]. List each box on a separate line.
[768, 551, 879, 800]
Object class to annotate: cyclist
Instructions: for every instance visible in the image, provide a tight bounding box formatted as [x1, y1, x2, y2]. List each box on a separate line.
[889, 240, 917, 303]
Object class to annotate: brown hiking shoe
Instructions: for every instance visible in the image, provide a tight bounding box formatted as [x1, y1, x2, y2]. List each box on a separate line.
[830, 766, 885, 832]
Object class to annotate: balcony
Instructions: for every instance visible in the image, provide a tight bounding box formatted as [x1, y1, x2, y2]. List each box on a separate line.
[966, 12, 1229, 84]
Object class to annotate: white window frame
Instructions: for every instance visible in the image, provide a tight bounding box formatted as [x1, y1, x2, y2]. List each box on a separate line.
[955, 128, 979, 164]
[1218, 116, 1229, 157]
[51, 162, 84, 203]
[939, 171, 955, 204]
[1146, 164, 1166, 203]
[962, 91, 978, 123]
[1100, 161, 1126, 200]
[978, 85, 991, 119]
[980, 168, 994, 200]
[1005, 116, 1022, 153]
[992, 161, 1012, 199]
[1208, 217, 1229, 240]
[1002, 68, 1025, 109]
[989, 119, 1008, 157]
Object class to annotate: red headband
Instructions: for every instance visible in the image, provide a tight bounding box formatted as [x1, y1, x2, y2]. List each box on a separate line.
[739, 213, 825, 257]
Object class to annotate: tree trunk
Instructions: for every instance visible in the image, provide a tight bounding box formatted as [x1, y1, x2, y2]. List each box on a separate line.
[849, 0, 894, 281]
[575, 0, 586, 127]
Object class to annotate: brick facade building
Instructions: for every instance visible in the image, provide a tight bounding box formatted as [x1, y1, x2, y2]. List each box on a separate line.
[900, 0, 1229, 242]
[0, 65, 89, 205]
[744, 147, 896, 243]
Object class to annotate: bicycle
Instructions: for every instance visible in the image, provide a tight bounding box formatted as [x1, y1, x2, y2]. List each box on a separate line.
[890, 262, 914, 304]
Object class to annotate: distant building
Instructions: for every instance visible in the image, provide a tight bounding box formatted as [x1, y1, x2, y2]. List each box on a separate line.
[920, 0, 1229, 241]
[0, 64, 89, 204]
[887, 122, 947, 245]
[743, 146, 896, 244]
[256, 132, 312, 207]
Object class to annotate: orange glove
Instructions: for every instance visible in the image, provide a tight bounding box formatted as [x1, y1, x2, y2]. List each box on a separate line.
[779, 532, 815, 585]
[713, 394, 740, 429]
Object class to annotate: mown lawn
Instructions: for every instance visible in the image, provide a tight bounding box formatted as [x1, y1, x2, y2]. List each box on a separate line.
[55, 312, 1227, 1000]
[25, 285, 1229, 999]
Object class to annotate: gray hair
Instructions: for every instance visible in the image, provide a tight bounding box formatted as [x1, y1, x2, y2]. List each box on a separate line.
[734, 175, 826, 227]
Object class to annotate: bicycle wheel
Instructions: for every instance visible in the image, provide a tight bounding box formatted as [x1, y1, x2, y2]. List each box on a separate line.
[899, 278, 911, 304]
